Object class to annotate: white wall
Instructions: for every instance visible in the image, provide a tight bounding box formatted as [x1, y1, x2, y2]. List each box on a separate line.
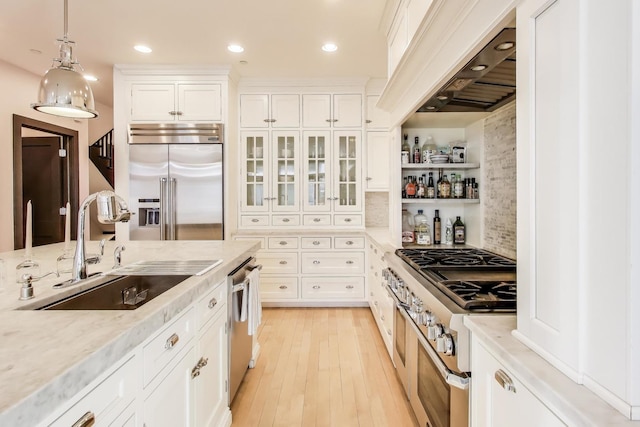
[0, 60, 90, 252]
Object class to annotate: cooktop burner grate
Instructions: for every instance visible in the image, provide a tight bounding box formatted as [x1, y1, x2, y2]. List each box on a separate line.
[439, 280, 517, 310]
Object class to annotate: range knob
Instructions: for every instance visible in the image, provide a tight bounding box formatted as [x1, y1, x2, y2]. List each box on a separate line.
[428, 323, 445, 341]
[421, 310, 436, 327]
[410, 300, 423, 319]
[436, 333, 455, 356]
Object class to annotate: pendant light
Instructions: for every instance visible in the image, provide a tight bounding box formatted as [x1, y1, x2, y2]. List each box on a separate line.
[31, 0, 98, 118]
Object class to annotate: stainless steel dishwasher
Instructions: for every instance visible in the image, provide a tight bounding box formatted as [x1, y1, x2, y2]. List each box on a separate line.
[228, 257, 261, 404]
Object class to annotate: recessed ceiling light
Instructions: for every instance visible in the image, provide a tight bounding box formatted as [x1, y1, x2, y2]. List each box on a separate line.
[134, 45, 152, 53]
[322, 43, 338, 52]
[426, 106, 436, 110]
[470, 64, 488, 71]
[227, 44, 244, 53]
[495, 41, 515, 51]
[83, 74, 98, 82]
[436, 95, 448, 101]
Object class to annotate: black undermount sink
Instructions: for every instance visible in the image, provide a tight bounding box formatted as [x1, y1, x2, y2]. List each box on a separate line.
[37, 274, 191, 310]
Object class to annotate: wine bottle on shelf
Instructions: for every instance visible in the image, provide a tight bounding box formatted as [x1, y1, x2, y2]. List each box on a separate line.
[437, 170, 443, 198]
[417, 176, 425, 198]
[440, 174, 451, 199]
[426, 172, 435, 199]
[406, 176, 416, 198]
[453, 216, 466, 244]
[402, 177, 407, 199]
[413, 137, 421, 163]
[433, 209, 442, 244]
[401, 134, 410, 164]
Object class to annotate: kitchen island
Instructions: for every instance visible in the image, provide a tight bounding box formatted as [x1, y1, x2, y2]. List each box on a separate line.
[0, 239, 260, 427]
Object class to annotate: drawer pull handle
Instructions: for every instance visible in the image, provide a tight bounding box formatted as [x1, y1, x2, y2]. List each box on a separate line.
[165, 333, 180, 350]
[279, 241, 288, 245]
[381, 315, 385, 321]
[346, 240, 354, 245]
[346, 285, 354, 289]
[312, 285, 321, 289]
[344, 218, 352, 223]
[313, 240, 320, 245]
[191, 366, 201, 379]
[279, 260, 288, 265]
[72, 411, 95, 427]
[366, 119, 372, 124]
[325, 119, 332, 123]
[387, 329, 392, 336]
[346, 260, 354, 265]
[374, 301, 378, 306]
[208, 298, 218, 309]
[279, 285, 288, 290]
[313, 218, 321, 222]
[282, 218, 290, 223]
[313, 260, 320, 265]
[251, 218, 259, 223]
[494, 369, 516, 393]
[197, 356, 209, 368]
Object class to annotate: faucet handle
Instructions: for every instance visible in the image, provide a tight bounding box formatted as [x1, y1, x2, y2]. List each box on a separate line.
[98, 239, 106, 256]
[19, 271, 59, 300]
[113, 245, 126, 269]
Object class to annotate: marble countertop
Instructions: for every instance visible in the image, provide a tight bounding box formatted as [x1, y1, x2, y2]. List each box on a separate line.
[464, 316, 639, 426]
[0, 239, 259, 427]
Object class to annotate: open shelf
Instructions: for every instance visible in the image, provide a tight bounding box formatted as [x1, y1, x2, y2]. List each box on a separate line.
[401, 162, 479, 170]
[401, 198, 480, 204]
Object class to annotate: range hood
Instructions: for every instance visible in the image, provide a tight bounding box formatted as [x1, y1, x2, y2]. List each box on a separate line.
[417, 28, 516, 113]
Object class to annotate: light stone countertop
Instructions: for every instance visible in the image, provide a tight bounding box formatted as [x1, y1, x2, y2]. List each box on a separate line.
[464, 316, 640, 426]
[0, 239, 259, 427]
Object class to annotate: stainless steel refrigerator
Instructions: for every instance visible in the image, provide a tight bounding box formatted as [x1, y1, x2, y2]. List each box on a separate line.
[128, 123, 224, 240]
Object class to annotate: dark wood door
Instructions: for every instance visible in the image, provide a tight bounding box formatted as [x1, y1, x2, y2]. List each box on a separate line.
[22, 137, 64, 246]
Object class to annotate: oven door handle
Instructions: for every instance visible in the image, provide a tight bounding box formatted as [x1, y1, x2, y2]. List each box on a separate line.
[398, 302, 470, 391]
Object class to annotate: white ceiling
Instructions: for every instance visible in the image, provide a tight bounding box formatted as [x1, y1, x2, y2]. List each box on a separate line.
[0, 0, 389, 108]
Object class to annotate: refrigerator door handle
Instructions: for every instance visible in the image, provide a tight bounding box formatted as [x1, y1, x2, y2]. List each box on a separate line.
[160, 178, 168, 240]
[169, 178, 177, 240]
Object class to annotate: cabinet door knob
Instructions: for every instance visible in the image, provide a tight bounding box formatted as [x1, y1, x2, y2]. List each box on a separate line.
[366, 119, 372, 124]
[176, 111, 184, 116]
[313, 218, 321, 222]
[165, 333, 180, 350]
[344, 218, 352, 223]
[346, 240, 354, 245]
[191, 366, 201, 379]
[169, 110, 177, 116]
[279, 285, 288, 290]
[332, 119, 338, 122]
[279, 241, 288, 245]
[72, 411, 95, 427]
[279, 260, 288, 265]
[263, 119, 270, 123]
[282, 218, 290, 223]
[313, 240, 320, 245]
[494, 369, 516, 393]
[313, 260, 320, 265]
[387, 329, 392, 336]
[346, 285, 354, 289]
[312, 285, 321, 289]
[346, 260, 354, 265]
[325, 119, 332, 123]
[251, 218, 259, 223]
[208, 298, 218, 309]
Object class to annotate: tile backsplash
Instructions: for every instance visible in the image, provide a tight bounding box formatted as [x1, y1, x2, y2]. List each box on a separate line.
[365, 192, 389, 228]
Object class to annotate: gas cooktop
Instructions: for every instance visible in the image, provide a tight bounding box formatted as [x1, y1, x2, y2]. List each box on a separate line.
[395, 248, 517, 311]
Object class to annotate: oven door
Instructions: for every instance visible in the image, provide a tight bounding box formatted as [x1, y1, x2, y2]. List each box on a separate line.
[393, 299, 412, 398]
[409, 320, 469, 427]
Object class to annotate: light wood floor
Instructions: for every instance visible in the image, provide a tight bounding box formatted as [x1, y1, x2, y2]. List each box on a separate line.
[230, 307, 418, 427]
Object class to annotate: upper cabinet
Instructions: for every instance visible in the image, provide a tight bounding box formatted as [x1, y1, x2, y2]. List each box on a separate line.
[240, 94, 300, 128]
[302, 94, 362, 128]
[365, 95, 390, 129]
[131, 83, 222, 122]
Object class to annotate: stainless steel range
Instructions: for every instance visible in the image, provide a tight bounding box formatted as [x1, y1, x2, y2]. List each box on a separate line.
[383, 247, 516, 427]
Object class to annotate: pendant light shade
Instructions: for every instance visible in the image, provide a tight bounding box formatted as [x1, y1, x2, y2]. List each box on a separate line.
[31, 0, 98, 119]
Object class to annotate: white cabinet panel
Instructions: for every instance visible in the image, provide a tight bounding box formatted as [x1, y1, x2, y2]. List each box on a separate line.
[365, 131, 390, 190]
[267, 237, 299, 249]
[302, 94, 362, 128]
[258, 252, 298, 275]
[271, 94, 300, 128]
[365, 95, 390, 129]
[301, 252, 365, 275]
[302, 94, 332, 128]
[333, 94, 362, 128]
[301, 276, 365, 299]
[178, 84, 222, 121]
[131, 84, 175, 121]
[240, 94, 269, 128]
[261, 276, 299, 299]
[241, 94, 300, 128]
[131, 83, 221, 122]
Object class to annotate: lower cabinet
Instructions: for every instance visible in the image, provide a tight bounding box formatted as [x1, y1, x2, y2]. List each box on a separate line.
[471, 337, 565, 427]
[367, 238, 393, 358]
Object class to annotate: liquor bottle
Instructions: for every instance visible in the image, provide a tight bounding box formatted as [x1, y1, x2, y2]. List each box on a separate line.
[453, 216, 466, 244]
[402, 177, 407, 199]
[433, 209, 442, 244]
[422, 135, 437, 163]
[417, 176, 426, 198]
[401, 134, 410, 164]
[453, 173, 464, 199]
[401, 209, 415, 243]
[414, 210, 431, 245]
[406, 176, 416, 198]
[444, 218, 453, 245]
[440, 174, 451, 199]
[413, 137, 421, 163]
[426, 172, 435, 199]
[437, 170, 443, 198]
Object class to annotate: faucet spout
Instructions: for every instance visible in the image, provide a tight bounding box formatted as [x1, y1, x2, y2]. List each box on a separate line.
[71, 191, 131, 283]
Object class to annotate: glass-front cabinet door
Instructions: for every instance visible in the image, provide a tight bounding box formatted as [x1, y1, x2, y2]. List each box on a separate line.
[241, 131, 269, 212]
[333, 131, 361, 211]
[271, 131, 299, 212]
[303, 131, 331, 212]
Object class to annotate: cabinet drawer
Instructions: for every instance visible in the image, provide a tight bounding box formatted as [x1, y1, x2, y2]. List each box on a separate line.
[49, 355, 137, 427]
[301, 237, 332, 249]
[303, 214, 331, 226]
[241, 215, 269, 226]
[257, 252, 298, 274]
[334, 237, 365, 249]
[301, 277, 365, 299]
[301, 252, 365, 274]
[272, 215, 300, 226]
[196, 280, 227, 330]
[261, 277, 299, 299]
[334, 214, 363, 226]
[143, 307, 195, 387]
[234, 236, 266, 249]
[268, 237, 299, 249]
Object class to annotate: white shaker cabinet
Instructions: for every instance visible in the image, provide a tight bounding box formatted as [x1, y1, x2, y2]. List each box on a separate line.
[240, 94, 300, 128]
[471, 337, 565, 427]
[365, 95, 390, 129]
[365, 131, 390, 191]
[130, 83, 222, 122]
[302, 94, 362, 128]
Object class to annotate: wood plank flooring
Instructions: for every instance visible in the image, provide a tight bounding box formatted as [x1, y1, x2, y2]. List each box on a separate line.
[231, 308, 417, 427]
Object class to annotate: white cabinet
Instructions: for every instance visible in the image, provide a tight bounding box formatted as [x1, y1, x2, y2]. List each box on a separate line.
[365, 95, 390, 129]
[240, 130, 300, 218]
[302, 94, 362, 128]
[365, 131, 390, 190]
[131, 83, 222, 122]
[302, 130, 362, 217]
[240, 94, 300, 128]
[471, 337, 565, 427]
[367, 239, 393, 358]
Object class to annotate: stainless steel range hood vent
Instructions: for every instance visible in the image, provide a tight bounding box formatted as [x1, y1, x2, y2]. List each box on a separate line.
[417, 28, 516, 113]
